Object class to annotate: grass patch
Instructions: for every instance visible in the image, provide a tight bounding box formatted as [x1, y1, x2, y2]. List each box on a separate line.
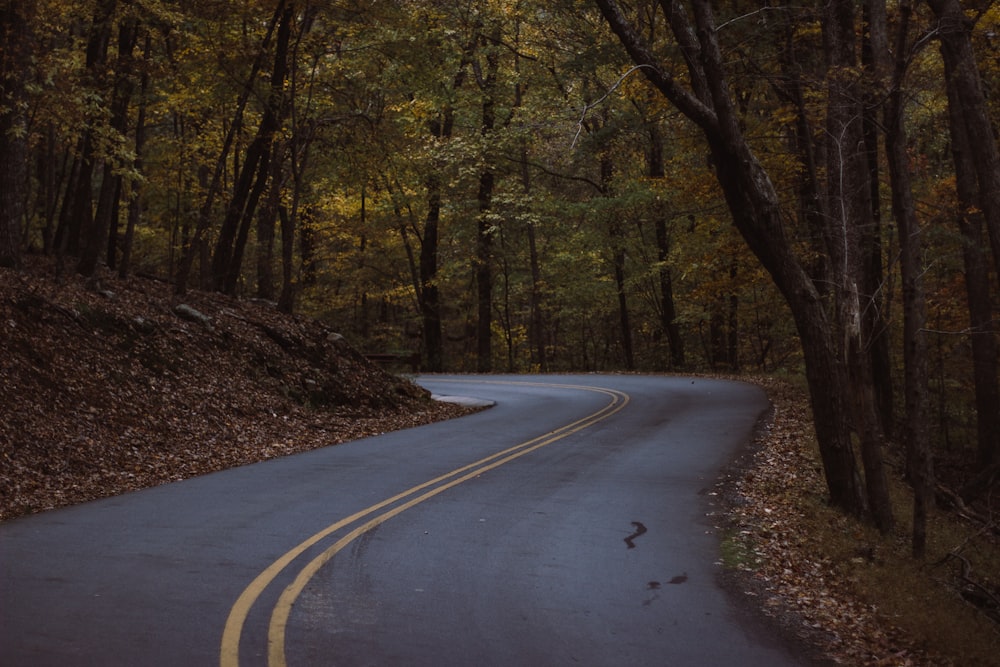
[819, 480, 1000, 666]
[720, 528, 762, 570]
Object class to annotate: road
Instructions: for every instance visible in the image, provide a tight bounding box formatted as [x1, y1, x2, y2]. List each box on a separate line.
[1, 375, 809, 666]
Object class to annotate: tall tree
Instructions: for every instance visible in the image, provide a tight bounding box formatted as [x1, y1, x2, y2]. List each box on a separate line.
[822, 0, 894, 531]
[79, 13, 140, 277]
[211, 0, 295, 295]
[646, 120, 685, 368]
[56, 0, 117, 266]
[928, 0, 1000, 478]
[881, 0, 930, 553]
[594, 0, 869, 516]
[174, 0, 286, 295]
[0, 0, 34, 268]
[474, 25, 502, 373]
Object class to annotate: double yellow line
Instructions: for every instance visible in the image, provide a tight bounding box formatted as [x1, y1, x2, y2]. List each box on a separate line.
[220, 381, 629, 667]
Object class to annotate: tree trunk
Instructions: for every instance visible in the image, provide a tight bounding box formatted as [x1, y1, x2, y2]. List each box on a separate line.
[884, 0, 929, 550]
[276, 205, 296, 314]
[928, 0, 1000, 291]
[862, 0, 895, 440]
[223, 149, 272, 294]
[476, 170, 495, 372]
[0, 1, 34, 268]
[421, 173, 444, 372]
[255, 146, 284, 300]
[71, 0, 117, 273]
[475, 27, 501, 373]
[823, 0, 894, 532]
[175, 0, 286, 295]
[418, 53, 467, 371]
[931, 0, 1000, 471]
[647, 121, 684, 368]
[527, 220, 547, 371]
[79, 15, 138, 278]
[942, 32, 1000, 472]
[613, 241, 634, 370]
[600, 153, 634, 370]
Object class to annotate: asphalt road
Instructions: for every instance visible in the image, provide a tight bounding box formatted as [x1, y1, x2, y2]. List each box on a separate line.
[1, 375, 809, 666]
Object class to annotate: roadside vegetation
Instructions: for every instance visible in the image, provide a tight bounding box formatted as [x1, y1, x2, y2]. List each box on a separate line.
[727, 377, 1000, 666]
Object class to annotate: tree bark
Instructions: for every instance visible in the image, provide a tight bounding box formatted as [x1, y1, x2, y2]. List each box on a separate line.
[255, 145, 284, 300]
[927, 0, 1000, 291]
[421, 172, 444, 372]
[942, 35, 1000, 472]
[931, 0, 1000, 471]
[175, 0, 286, 295]
[0, 0, 34, 268]
[647, 121, 684, 368]
[212, 1, 293, 295]
[80, 16, 139, 278]
[883, 0, 931, 550]
[60, 0, 117, 266]
[862, 0, 895, 439]
[822, 0, 894, 532]
[71, 0, 118, 274]
[476, 170, 495, 372]
[475, 29, 500, 373]
[418, 45, 470, 372]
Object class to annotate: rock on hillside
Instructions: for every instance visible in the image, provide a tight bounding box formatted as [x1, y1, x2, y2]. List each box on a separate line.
[0, 258, 466, 522]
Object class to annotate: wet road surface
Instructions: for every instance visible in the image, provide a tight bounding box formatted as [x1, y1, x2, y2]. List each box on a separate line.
[1, 375, 809, 666]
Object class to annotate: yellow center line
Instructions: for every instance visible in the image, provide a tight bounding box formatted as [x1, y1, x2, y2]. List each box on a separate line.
[220, 381, 629, 667]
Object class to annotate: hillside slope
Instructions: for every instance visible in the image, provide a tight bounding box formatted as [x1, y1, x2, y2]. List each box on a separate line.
[0, 258, 465, 521]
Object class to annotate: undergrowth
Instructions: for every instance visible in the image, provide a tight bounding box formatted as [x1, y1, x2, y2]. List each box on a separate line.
[735, 375, 1000, 666]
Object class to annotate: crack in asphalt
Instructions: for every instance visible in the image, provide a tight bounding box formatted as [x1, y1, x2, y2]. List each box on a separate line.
[624, 521, 647, 549]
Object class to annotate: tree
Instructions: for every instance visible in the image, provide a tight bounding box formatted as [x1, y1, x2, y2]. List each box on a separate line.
[928, 0, 1000, 477]
[174, 0, 287, 295]
[209, 0, 295, 295]
[880, 0, 931, 554]
[646, 118, 685, 369]
[0, 0, 34, 268]
[78, 10, 140, 277]
[594, 0, 871, 517]
[55, 0, 117, 269]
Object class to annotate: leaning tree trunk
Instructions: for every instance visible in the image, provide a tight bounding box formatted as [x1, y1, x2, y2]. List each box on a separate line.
[217, 1, 293, 295]
[175, 1, 285, 296]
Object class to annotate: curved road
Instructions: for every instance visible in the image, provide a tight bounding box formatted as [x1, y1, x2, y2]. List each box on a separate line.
[1, 375, 808, 666]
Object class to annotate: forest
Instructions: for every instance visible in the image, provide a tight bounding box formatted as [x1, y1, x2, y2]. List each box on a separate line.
[1, 0, 999, 554]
